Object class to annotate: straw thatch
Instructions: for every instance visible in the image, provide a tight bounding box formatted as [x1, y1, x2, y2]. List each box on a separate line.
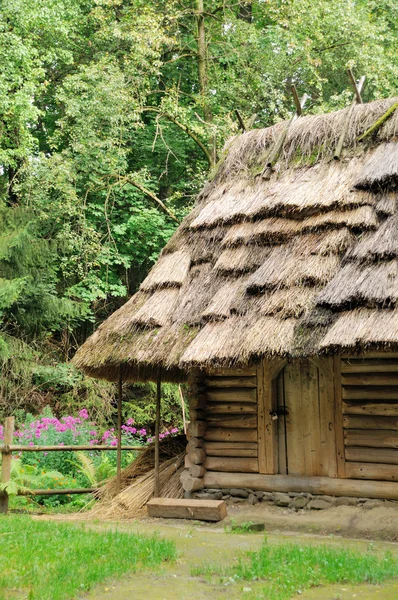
[73, 97, 398, 382]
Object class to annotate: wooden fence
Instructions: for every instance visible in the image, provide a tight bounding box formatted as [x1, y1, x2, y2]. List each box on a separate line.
[0, 416, 144, 514]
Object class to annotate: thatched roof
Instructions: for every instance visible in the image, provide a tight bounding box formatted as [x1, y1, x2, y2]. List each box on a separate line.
[73, 97, 398, 382]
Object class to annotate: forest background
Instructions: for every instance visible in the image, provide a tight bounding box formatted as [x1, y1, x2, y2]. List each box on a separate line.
[0, 0, 397, 429]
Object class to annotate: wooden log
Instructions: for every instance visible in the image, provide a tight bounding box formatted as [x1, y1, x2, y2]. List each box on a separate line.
[204, 428, 257, 443]
[180, 470, 203, 492]
[343, 415, 398, 431]
[343, 403, 398, 417]
[184, 455, 193, 469]
[188, 394, 207, 410]
[203, 471, 398, 500]
[19, 487, 97, 496]
[187, 447, 206, 465]
[204, 442, 258, 458]
[206, 402, 257, 415]
[188, 421, 207, 438]
[189, 409, 206, 421]
[345, 447, 398, 465]
[333, 357, 346, 478]
[206, 415, 257, 429]
[0, 417, 14, 514]
[346, 462, 398, 481]
[206, 366, 256, 377]
[204, 456, 259, 473]
[187, 437, 204, 450]
[204, 377, 257, 388]
[206, 388, 257, 403]
[343, 387, 398, 401]
[342, 373, 398, 386]
[341, 359, 398, 373]
[189, 464, 206, 478]
[147, 498, 227, 521]
[4, 444, 144, 452]
[345, 430, 398, 448]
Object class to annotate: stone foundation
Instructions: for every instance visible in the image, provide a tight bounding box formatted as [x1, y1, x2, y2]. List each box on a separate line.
[190, 488, 398, 511]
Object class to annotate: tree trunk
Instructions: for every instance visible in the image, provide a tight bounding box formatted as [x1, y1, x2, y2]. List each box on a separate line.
[196, 0, 216, 166]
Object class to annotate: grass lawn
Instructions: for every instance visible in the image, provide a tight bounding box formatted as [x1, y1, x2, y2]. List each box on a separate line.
[191, 537, 398, 600]
[0, 515, 176, 600]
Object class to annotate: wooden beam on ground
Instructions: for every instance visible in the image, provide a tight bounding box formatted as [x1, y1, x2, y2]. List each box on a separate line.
[147, 498, 227, 521]
[203, 471, 398, 500]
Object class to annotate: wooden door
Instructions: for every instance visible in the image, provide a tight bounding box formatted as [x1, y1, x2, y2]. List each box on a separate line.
[276, 360, 331, 476]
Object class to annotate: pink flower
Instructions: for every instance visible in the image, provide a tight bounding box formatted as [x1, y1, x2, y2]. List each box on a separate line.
[79, 409, 89, 420]
[28, 441, 34, 446]
[139, 429, 146, 436]
[126, 418, 134, 426]
[110, 439, 117, 446]
[130, 427, 137, 435]
[89, 430, 97, 436]
[171, 427, 178, 434]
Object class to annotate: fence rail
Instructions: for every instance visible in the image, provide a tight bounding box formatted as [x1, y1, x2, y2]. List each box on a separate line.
[0, 416, 145, 514]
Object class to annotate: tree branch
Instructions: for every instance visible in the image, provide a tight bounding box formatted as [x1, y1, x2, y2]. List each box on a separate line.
[143, 107, 213, 166]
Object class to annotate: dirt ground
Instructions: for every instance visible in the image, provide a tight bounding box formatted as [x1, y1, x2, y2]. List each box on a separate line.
[47, 502, 398, 600]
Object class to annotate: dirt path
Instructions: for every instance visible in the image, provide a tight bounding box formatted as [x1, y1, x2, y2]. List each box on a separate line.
[76, 519, 398, 600]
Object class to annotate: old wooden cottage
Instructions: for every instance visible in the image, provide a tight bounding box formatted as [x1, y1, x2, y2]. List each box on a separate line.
[74, 97, 398, 500]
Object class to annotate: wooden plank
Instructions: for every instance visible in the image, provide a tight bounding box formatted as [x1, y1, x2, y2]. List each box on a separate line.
[342, 373, 398, 386]
[305, 361, 324, 476]
[147, 498, 227, 521]
[257, 359, 285, 475]
[206, 415, 257, 429]
[333, 356, 346, 478]
[346, 462, 398, 481]
[343, 402, 398, 417]
[206, 402, 257, 415]
[343, 387, 398, 401]
[343, 415, 398, 431]
[341, 352, 398, 359]
[203, 471, 398, 500]
[277, 371, 287, 475]
[341, 359, 398, 373]
[318, 358, 333, 477]
[204, 442, 258, 457]
[206, 388, 257, 403]
[204, 456, 259, 473]
[345, 447, 398, 464]
[204, 377, 257, 388]
[204, 428, 257, 443]
[206, 366, 256, 377]
[284, 361, 304, 476]
[345, 430, 398, 448]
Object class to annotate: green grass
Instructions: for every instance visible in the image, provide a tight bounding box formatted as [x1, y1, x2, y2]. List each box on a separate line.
[0, 515, 176, 600]
[191, 538, 398, 600]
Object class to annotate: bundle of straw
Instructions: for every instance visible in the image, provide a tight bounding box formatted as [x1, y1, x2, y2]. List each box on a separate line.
[87, 454, 184, 519]
[96, 434, 186, 501]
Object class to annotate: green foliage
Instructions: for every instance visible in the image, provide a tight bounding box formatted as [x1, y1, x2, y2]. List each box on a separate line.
[0, 0, 397, 415]
[0, 515, 176, 600]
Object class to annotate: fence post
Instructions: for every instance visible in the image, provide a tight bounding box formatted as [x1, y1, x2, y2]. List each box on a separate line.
[0, 416, 15, 514]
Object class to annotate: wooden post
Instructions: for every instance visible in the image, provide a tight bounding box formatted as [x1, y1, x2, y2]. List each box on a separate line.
[178, 384, 187, 434]
[257, 360, 286, 474]
[334, 73, 365, 159]
[1, 416, 15, 514]
[116, 367, 123, 494]
[154, 370, 161, 497]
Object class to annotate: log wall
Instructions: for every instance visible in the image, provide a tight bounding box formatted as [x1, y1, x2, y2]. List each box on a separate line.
[203, 366, 259, 474]
[342, 355, 398, 482]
